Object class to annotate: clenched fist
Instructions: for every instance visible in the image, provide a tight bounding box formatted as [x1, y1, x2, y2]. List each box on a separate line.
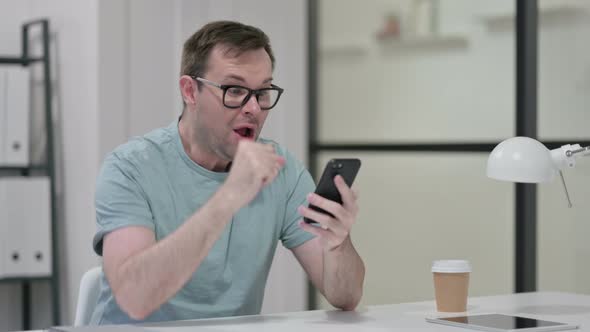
[220, 140, 286, 210]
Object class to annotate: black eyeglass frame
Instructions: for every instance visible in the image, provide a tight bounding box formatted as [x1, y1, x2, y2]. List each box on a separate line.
[192, 76, 284, 110]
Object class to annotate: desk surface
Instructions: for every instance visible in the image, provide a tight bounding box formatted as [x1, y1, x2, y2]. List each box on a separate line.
[51, 292, 590, 332]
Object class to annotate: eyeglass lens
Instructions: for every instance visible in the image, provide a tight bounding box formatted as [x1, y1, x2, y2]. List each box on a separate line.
[224, 87, 279, 109]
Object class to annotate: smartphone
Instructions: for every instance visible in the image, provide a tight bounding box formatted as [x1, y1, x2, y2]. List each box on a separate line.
[304, 158, 361, 224]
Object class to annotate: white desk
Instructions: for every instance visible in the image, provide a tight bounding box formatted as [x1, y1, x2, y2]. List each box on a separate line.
[51, 292, 590, 332]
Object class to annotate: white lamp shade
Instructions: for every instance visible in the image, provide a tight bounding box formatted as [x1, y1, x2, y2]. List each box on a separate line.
[487, 137, 557, 183]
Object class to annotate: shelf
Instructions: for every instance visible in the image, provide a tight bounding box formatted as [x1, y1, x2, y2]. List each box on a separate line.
[0, 275, 52, 283]
[378, 35, 468, 51]
[320, 35, 468, 56]
[0, 19, 60, 328]
[0, 56, 44, 65]
[0, 165, 49, 172]
[481, 4, 588, 27]
[320, 42, 368, 56]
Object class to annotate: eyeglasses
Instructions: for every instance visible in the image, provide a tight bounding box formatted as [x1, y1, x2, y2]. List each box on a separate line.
[193, 76, 284, 110]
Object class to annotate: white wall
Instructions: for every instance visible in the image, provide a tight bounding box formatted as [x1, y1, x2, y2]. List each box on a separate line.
[0, 0, 308, 329]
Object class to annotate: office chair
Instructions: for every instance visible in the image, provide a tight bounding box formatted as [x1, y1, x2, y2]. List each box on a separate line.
[74, 266, 102, 326]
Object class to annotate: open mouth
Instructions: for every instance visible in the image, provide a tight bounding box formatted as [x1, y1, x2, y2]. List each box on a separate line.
[233, 126, 255, 139]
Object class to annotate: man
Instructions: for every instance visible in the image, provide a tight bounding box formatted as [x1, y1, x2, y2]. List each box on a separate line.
[90, 21, 365, 325]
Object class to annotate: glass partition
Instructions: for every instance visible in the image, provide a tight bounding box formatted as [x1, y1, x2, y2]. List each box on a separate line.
[315, 152, 514, 308]
[537, 0, 590, 295]
[314, 0, 517, 307]
[318, 0, 515, 143]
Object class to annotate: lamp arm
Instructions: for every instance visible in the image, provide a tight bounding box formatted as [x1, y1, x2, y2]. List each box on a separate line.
[551, 144, 588, 209]
[558, 171, 573, 208]
[567, 146, 590, 157]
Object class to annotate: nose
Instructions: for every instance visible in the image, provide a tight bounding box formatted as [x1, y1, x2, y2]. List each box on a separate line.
[241, 94, 262, 114]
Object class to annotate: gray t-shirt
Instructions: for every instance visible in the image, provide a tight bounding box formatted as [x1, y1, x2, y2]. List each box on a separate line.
[90, 121, 315, 325]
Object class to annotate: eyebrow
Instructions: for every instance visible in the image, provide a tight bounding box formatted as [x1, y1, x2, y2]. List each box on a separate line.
[223, 74, 273, 85]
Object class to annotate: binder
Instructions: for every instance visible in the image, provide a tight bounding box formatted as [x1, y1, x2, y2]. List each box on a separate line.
[0, 177, 51, 277]
[0, 67, 30, 166]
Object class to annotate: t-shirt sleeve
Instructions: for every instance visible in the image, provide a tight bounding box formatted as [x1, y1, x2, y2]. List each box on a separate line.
[93, 153, 155, 256]
[280, 152, 317, 249]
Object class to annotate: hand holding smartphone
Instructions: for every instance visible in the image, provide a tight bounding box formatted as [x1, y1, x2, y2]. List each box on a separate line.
[304, 158, 361, 224]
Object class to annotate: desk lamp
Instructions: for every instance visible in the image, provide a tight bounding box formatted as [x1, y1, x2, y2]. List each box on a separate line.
[487, 137, 589, 207]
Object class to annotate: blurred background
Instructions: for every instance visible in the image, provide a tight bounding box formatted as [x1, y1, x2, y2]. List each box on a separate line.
[0, 0, 589, 330]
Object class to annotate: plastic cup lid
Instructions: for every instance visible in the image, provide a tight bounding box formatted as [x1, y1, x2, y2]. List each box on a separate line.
[432, 260, 471, 273]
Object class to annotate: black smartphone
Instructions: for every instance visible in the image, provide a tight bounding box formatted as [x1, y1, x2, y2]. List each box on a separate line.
[304, 158, 361, 224]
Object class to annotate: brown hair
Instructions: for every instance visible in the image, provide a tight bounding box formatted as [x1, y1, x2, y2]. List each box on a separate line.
[180, 20, 275, 87]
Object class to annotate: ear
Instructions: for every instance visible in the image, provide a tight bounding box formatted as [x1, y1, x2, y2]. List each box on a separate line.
[179, 75, 197, 106]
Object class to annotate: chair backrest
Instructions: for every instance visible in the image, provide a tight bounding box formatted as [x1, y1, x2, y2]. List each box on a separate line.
[74, 266, 103, 326]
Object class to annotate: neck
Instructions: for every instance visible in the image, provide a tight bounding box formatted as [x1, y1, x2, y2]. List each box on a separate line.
[178, 116, 230, 172]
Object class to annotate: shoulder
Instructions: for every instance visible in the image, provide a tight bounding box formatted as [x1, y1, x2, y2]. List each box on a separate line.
[113, 125, 175, 161]
[99, 124, 176, 178]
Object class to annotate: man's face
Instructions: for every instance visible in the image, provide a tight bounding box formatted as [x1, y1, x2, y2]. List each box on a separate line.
[192, 46, 273, 160]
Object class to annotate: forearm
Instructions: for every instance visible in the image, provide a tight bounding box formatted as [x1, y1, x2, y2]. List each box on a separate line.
[322, 236, 365, 310]
[111, 188, 238, 320]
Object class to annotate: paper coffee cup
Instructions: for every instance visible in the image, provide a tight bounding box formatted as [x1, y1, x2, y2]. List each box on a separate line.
[432, 260, 471, 312]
